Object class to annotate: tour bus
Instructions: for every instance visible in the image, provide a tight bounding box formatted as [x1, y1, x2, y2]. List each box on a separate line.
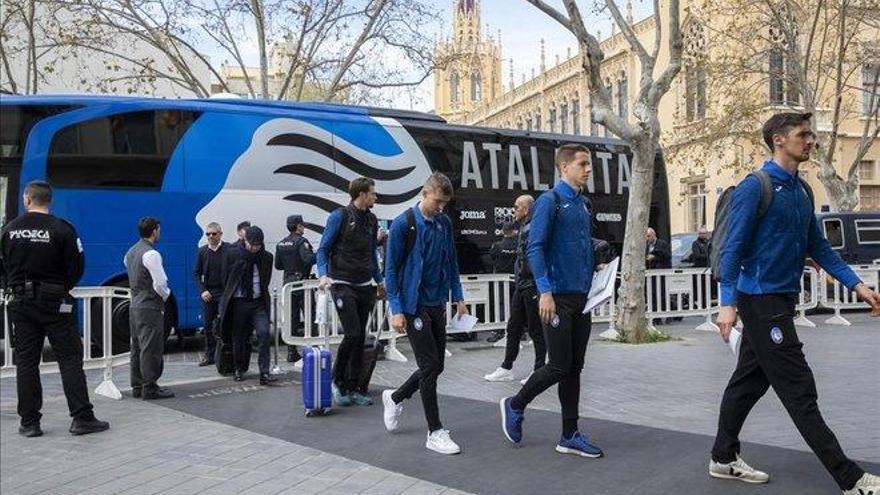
[1, 95, 670, 352]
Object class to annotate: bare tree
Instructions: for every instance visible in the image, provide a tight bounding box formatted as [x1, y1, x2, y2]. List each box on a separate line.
[526, 0, 682, 343]
[668, 0, 879, 211]
[55, 0, 439, 102]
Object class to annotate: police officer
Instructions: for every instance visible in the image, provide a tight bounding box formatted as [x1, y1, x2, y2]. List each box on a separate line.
[713, 112, 880, 494]
[500, 144, 604, 458]
[317, 177, 384, 407]
[484, 195, 546, 384]
[486, 221, 519, 343]
[275, 214, 315, 362]
[0, 180, 109, 437]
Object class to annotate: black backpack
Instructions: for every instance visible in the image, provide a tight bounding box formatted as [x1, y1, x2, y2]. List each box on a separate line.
[709, 170, 814, 277]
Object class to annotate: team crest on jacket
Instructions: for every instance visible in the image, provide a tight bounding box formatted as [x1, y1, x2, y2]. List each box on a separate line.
[770, 326, 783, 344]
[413, 317, 423, 330]
[336, 298, 344, 309]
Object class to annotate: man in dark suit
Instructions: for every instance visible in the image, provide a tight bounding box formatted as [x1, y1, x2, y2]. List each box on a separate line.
[645, 228, 671, 269]
[193, 222, 229, 366]
[217, 226, 275, 384]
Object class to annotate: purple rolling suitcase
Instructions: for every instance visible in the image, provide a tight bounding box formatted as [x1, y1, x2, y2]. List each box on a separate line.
[302, 296, 332, 416]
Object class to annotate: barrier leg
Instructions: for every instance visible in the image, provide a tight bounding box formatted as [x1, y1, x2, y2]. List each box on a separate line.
[824, 308, 851, 326]
[793, 310, 816, 328]
[599, 327, 621, 340]
[695, 314, 719, 332]
[384, 336, 408, 363]
[445, 349, 453, 358]
[94, 296, 122, 400]
[493, 335, 507, 348]
[94, 362, 122, 400]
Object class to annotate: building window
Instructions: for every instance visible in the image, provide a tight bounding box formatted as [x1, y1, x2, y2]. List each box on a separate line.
[685, 64, 707, 122]
[560, 102, 568, 134]
[471, 71, 482, 102]
[572, 98, 580, 134]
[617, 73, 628, 119]
[769, 48, 799, 105]
[863, 60, 879, 117]
[47, 110, 198, 190]
[549, 106, 557, 133]
[860, 160, 876, 181]
[590, 116, 600, 136]
[686, 181, 707, 232]
[525, 117, 532, 131]
[535, 111, 541, 131]
[861, 185, 880, 211]
[451, 72, 460, 103]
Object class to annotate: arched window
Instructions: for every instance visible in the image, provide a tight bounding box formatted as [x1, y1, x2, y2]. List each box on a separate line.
[471, 71, 482, 102]
[450, 72, 460, 103]
[617, 72, 628, 119]
[571, 96, 581, 134]
[685, 63, 707, 121]
[535, 110, 542, 131]
[548, 104, 557, 133]
[560, 101, 568, 134]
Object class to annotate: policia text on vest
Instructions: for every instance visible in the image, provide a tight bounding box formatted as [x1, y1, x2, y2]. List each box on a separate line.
[0, 180, 110, 437]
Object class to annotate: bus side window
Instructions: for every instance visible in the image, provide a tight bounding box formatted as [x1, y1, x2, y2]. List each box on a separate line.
[855, 219, 880, 244]
[823, 218, 844, 249]
[47, 110, 197, 190]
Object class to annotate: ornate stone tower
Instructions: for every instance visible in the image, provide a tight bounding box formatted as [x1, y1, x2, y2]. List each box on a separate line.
[434, 0, 502, 122]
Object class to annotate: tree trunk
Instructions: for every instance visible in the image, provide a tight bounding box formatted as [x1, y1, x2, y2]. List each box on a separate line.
[251, 0, 269, 99]
[815, 162, 859, 212]
[614, 140, 656, 343]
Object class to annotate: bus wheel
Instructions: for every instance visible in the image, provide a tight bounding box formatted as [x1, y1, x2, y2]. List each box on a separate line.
[90, 280, 132, 356]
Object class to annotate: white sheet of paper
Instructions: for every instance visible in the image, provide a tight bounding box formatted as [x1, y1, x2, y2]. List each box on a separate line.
[314, 292, 329, 325]
[728, 328, 742, 356]
[583, 257, 620, 314]
[449, 314, 478, 331]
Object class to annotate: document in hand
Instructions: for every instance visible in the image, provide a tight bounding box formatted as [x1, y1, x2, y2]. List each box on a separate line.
[728, 328, 742, 356]
[449, 314, 478, 331]
[583, 257, 620, 314]
[315, 291, 329, 325]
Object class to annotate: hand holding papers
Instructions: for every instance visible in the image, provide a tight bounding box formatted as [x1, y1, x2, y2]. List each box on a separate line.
[728, 328, 742, 356]
[583, 257, 619, 314]
[449, 313, 478, 331]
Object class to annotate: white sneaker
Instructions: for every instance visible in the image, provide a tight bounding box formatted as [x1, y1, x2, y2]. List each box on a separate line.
[426, 429, 461, 455]
[484, 367, 515, 382]
[709, 455, 770, 484]
[382, 390, 403, 432]
[520, 371, 533, 385]
[843, 472, 880, 495]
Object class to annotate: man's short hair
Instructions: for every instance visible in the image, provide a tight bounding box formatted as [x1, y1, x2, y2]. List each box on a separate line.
[424, 172, 454, 197]
[24, 180, 52, 206]
[762, 112, 812, 151]
[236, 221, 251, 232]
[555, 143, 591, 169]
[206, 222, 222, 233]
[138, 217, 161, 238]
[349, 177, 375, 201]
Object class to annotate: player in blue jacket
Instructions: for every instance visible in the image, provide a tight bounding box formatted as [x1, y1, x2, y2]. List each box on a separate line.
[381, 172, 468, 455]
[499, 143, 603, 459]
[712, 112, 880, 494]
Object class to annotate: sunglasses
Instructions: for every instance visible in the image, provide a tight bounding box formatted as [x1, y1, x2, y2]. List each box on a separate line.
[205, 232, 221, 237]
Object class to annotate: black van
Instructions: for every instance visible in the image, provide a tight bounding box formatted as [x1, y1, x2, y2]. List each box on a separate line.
[817, 212, 880, 264]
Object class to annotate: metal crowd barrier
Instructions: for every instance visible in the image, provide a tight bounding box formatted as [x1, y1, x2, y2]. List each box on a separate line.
[819, 264, 880, 326]
[1, 286, 131, 400]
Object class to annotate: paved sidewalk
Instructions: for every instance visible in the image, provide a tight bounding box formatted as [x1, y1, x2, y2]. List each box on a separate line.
[2, 312, 877, 494]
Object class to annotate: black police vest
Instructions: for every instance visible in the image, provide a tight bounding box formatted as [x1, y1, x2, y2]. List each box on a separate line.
[329, 206, 377, 284]
[514, 221, 536, 289]
[276, 234, 307, 282]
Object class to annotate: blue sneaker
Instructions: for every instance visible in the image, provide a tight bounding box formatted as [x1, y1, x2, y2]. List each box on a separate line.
[500, 396, 524, 444]
[556, 431, 603, 458]
[332, 383, 351, 407]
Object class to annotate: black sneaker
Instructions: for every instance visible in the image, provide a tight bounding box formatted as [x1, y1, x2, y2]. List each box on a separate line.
[69, 416, 110, 436]
[131, 387, 142, 399]
[18, 423, 43, 437]
[260, 373, 278, 385]
[234, 370, 244, 381]
[287, 346, 301, 363]
[142, 387, 175, 400]
[198, 356, 215, 367]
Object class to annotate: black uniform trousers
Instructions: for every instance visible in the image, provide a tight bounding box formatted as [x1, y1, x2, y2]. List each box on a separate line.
[330, 284, 376, 393]
[9, 296, 94, 426]
[201, 287, 222, 360]
[712, 293, 864, 490]
[391, 305, 446, 432]
[231, 297, 271, 374]
[501, 286, 546, 372]
[130, 305, 166, 392]
[512, 293, 591, 438]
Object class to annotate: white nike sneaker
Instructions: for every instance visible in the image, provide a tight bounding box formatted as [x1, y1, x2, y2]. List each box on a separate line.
[843, 472, 880, 495]
[520, 371, 533, 385]
[382, 390, 403, 432]
[426, 429, 461, 455]
[709, 455, 770, 484]
[484, 367, 515, 382]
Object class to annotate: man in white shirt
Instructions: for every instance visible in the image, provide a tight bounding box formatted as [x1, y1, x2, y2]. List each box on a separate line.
[124, 217, 173, 400]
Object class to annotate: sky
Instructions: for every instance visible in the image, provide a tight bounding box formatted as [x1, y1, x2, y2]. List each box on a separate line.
[395, 0, 655, 112]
